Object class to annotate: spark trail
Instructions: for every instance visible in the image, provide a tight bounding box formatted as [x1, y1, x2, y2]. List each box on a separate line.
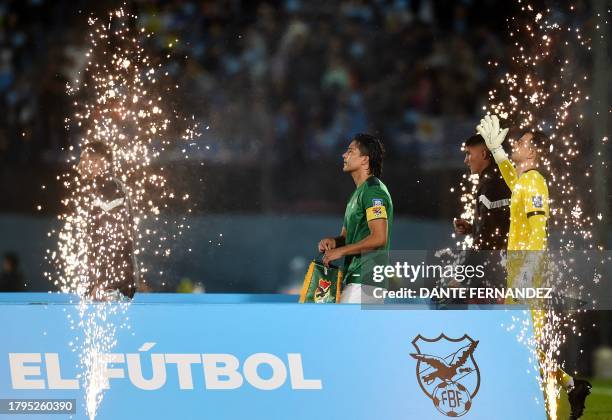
[45, 7, 198, 419]
[466, 2, 609, 418]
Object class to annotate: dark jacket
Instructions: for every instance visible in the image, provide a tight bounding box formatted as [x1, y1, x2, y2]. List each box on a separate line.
[84, 174, 139, 298]
[472, 163, 511, 250]
[464, 163, 511, 292]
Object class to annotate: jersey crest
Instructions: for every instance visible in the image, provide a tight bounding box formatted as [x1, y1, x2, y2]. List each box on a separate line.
[532, 195, 543, 208]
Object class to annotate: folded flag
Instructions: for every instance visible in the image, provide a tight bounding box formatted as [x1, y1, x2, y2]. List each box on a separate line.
[299, 260, 343, 303]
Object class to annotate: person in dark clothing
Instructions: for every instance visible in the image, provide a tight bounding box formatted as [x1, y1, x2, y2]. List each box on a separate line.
[0, 253, 27, 292]
[453, 134, 511, 301]
[77, 141, 139, 300]
[454, 134, 511, 250]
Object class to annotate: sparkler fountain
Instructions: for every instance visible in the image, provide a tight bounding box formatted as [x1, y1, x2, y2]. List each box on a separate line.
[45, 7, 197, 419]
[455, 2, 609, 418]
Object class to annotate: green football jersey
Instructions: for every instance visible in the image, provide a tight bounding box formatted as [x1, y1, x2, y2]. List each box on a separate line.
[342, 176, 393, 287]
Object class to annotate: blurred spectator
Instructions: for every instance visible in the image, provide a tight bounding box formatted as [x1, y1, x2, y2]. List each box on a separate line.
[0, 0, 515, 166]
[0, 252, 26, 292]
[176, 278, 205, 293]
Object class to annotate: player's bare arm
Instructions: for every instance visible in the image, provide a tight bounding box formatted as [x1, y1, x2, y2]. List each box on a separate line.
[322, 219, 387, 267]
[317, 227, 346, 252]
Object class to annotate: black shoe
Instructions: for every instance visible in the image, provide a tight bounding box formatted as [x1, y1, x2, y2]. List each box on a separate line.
[568, 378, 592, 419]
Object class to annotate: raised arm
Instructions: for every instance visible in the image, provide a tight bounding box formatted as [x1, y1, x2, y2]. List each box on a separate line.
[476, 115, 517, 191]
[498, 159, 518, 192]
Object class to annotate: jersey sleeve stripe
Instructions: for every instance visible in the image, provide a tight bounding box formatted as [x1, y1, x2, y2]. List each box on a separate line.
[526, 210, 546, 218]
[478, 195, 510, 209]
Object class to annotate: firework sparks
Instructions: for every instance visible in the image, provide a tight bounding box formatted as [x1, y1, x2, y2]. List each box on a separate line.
[458, 2, 608, 418]
[455, 172, 479, 250]
[486, 4, 596, 250]
[45, 6, 197, 419]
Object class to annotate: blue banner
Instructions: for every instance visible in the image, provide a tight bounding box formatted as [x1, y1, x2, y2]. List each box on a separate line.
[0, 294, 546, 419]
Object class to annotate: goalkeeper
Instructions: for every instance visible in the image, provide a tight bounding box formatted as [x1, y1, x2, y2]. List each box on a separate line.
[477, 115, 590, 419]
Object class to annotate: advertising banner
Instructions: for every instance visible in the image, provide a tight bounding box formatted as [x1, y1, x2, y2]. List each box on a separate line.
[0, 294, 546, 419]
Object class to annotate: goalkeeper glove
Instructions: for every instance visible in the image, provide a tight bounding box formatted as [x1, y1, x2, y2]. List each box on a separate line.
[476, 114, 509, 163]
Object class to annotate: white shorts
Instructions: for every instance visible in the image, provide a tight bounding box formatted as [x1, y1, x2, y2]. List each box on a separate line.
[340, 283, 385, 304]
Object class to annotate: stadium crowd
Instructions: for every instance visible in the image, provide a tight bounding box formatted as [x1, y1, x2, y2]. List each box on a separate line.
[0, 0, 515, 166]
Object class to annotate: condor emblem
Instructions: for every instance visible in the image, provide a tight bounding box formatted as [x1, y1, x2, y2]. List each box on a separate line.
[314, 278, 332, 303]
[410, 334, 480, 417]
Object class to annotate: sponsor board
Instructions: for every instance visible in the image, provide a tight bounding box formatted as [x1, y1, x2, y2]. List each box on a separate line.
[0, 294, 546, 419]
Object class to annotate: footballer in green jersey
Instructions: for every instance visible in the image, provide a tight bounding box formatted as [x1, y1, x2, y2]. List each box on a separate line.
[318, 134, 393, 301]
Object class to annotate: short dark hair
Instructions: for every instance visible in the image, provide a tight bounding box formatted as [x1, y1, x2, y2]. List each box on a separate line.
[465, 132, 513, 156]
[464, 134, 491, 161]
[465, 134, 485, 148]
[352, 133, 385, 178]
[82, 141, 113, 162]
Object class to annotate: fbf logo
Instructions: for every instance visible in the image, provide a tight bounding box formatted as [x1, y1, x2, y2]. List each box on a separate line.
[410, 334, 480, 417]
[314, 278, 332, 303]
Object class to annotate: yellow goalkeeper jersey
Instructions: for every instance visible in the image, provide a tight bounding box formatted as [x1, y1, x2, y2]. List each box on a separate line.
[499, 161, 572, 387]
[498, 160, 549, 251]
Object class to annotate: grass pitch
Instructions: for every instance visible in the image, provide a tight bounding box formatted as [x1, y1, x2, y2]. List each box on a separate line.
[556, 379, 612, 420]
